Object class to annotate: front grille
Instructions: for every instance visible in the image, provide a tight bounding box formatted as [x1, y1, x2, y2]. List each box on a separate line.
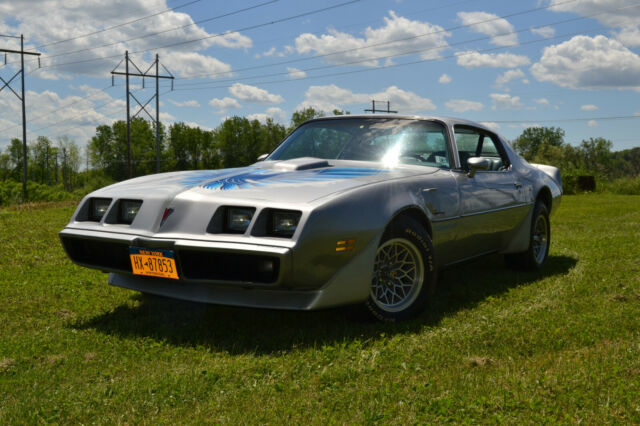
[60, 236, 132, 272]
[178, 250, 279, 284]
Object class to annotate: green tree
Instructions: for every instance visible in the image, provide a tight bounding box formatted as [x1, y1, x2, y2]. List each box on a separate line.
[580, 137, 612, 177]
[214, 116, 264, 168]
[57, 137, 80, 191]
[512, 127, 565, 160]
[289, 107, 324, 132]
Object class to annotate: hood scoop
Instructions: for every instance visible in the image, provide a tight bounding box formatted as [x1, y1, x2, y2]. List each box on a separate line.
[271, 157, 330, 171]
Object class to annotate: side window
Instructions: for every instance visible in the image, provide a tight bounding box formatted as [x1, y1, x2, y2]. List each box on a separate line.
[454, 126, 509, 171]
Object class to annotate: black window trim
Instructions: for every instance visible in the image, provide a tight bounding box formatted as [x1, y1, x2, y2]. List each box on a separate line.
[452, 125, 512, 173]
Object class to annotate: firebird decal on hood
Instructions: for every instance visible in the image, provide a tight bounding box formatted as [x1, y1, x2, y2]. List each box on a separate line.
[197, 167, 387, 191]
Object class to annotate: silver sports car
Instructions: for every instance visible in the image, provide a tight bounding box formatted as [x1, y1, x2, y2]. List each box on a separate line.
[60, 115, 562, 321]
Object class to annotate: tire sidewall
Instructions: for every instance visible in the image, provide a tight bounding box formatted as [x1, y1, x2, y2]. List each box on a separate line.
[365, 216, 436, 322]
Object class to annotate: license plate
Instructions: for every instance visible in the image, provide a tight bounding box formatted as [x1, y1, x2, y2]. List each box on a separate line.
[129, 247, 179, 280]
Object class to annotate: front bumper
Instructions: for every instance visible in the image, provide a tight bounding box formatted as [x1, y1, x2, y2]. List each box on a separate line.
[59, 227, 376, 310]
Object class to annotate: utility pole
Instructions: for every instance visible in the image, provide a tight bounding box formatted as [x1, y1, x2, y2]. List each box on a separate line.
[364, 100, 397, 114]
[111, 51, 174, 178]
[0, 34, 41, 201]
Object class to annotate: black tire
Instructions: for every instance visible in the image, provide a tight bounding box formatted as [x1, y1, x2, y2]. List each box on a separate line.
[505, 200, 550, 270]
[365, 216, 436, 321]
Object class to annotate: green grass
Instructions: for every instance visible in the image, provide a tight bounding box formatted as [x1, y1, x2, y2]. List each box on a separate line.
[1, 194, 639, 423]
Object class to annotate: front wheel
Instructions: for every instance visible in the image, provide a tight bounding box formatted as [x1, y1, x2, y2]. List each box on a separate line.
[365, 217, 436, 321]
[505, 200, 550, 270]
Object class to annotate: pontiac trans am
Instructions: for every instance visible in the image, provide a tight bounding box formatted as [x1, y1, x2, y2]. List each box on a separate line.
[59, 116, 562, 321]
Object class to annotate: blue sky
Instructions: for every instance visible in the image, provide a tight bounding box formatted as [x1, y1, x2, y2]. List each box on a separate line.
[1, 0, 639, 152]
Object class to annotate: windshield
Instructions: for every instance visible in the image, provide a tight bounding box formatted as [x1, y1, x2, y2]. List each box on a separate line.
[268, 118, 451, 168]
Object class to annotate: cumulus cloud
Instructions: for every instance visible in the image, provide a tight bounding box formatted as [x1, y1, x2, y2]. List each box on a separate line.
[297, 84, 435, 113]
[530, 35, 640, 90]
[581, 104, 598, 111]
[457, 51, 531, 68]
[208, 97, 241, 113]
[479, 121, 500, 131]
[287, 67, 307, 79]
[229, 83, 284, 104]
[534, 98, 550, 105]
[531, 26, 556, 38]
[294, 11, 450, 67]
[0, 0, 247, 78]
[162, 51, 232, 78]
[248, 107, 287, 124]
[0, 86, 125, 150]
[438, 73, 452, 84]
[169, 99, 200, 107]
[547, 0, 640, 47]
[490, 93, 523, 110]
[588, 120, 598, 127]
[445, 99, 484, 113]
[495, 69, 526, 86]
[457, 11, 517, 46]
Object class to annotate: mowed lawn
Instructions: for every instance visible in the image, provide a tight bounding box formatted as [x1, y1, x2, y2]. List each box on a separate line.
[1, 194, 639, 423]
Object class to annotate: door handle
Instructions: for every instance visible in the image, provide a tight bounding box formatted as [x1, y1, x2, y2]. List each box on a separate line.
[514, 182, 522, 189]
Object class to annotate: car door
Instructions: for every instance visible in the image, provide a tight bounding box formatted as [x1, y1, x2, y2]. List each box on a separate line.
[451, 126, 524, 260]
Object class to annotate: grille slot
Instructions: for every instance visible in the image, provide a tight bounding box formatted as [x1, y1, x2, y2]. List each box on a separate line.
[60, 236, 132, 272]
[178, 250, 279, 284]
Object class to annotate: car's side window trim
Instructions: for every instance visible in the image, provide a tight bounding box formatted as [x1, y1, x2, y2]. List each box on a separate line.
[452, 125, 511, 173]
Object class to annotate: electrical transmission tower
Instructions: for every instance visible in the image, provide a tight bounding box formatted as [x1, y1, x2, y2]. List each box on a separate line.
[364, 100, 397, 114]
[0, 34, 41, 201]
[111, 51, 174, 177]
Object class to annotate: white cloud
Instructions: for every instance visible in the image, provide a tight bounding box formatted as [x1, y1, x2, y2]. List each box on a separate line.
[581, 104, 598, 111]
[438, 73, 452, 84]
[531, 26, 556, 38]
[457, 51, 531, 68]
[588, 119, 598, 127]
[548, 0, 640, 28]
[445, 99, 484, 113]
[169, 99, 200, 107]
[297, 84, 435, 114]
[229, 83, 284, 104]
[0, 0, 248, 78]
[613, 26, 640, 47]
[247, 107, 287, 124]
[534, 98, 550, 105]
[530, 35, 640, 90]
[495, 68, 525, 86]
[0, 86, 126, 150]
[490, 93, 523, 110]
[479, 121, 500, 131]
[287, 67, 307, 79]
[162, 51, 232, 78]
[208, 97, 241, 113]
[294, 11, 450, 67]
[458, 11, 517, 46]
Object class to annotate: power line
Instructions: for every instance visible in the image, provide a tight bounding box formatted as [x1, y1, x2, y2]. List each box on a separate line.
[490, 115, 640, 124]
[177, 0, 640, 83]
[170, 25, 609, 92]
[36, 0, 204, 49]
[23, 0, 278, 64]
[28, 0, 363, 71]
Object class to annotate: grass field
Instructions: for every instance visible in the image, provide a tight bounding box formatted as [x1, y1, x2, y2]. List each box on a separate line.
[1, 194, 639, 423]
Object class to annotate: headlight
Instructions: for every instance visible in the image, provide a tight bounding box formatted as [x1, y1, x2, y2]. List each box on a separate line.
[271, 210, 301, 238]
[119, 200, 143, 224]
[225, 207, 255, 233]
[89, 198, 111, 222]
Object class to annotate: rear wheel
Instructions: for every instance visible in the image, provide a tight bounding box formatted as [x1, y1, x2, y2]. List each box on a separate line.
[365, 216, 436, 321]
[505, 200, 550, 270]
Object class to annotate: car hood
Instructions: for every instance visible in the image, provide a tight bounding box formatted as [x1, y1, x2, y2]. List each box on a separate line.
[95, 158, 438, 204]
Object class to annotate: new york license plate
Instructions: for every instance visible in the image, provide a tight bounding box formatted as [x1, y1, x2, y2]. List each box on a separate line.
[129, 247, 179, 280]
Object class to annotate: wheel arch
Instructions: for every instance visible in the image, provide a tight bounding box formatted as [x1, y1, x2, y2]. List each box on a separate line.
[536, 186, 552, 211]
[387, 206, 433, 238]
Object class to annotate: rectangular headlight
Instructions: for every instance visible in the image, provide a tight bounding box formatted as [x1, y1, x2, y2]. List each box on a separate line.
[119, 200, 143, 224]
[271, 210, 301, 238]
[89, 198, 111, 222]
[225, 207, 255, 233]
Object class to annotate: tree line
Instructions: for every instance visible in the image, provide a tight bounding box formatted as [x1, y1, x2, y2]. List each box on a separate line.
[1, 108, 638, 204]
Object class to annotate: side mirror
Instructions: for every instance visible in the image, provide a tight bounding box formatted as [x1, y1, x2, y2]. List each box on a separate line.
[467, 157, 490, 178]
[256, 153, 269, 161]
